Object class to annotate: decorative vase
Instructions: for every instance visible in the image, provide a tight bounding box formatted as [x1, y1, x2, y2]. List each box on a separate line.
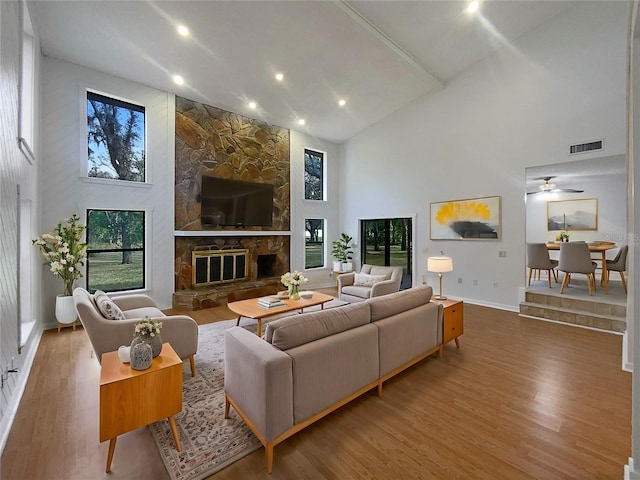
[333, 261, 342, 272]
[55, 294, 77, 324]
[130, 342, 152, 371]
[288, 284, 300, 300]
[342, 262, 353, 272]
[131, 334, 163, 358]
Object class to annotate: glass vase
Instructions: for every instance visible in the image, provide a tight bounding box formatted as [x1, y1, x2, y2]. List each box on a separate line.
[288, 284, 300, 300]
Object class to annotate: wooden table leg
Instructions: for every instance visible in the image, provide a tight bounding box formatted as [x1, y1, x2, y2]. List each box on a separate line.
[256, 319, 262, 336]
[106, 437, 117, 473]
[602, 251, 609, 294]
[168, 415, 182, 452]
[454, 338, 460, 349]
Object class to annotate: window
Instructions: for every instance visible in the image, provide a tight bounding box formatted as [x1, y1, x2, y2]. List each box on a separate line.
[87, 91, 146, 182]
[304, 149, 324, 200]
[86, 210, 145, 292]
[305, 219, 324, 269]
[19, 1, 36, 162]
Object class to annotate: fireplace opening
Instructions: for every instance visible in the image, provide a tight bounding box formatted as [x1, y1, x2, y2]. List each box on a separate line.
[257, 254, 277, 279]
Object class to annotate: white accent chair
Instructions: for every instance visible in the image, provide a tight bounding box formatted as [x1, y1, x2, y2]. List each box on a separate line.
[73, 287, 199, 376]
[338, 264, 404, 303]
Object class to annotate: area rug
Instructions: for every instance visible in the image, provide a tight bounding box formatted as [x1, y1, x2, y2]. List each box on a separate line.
[149, 298, 347, 480]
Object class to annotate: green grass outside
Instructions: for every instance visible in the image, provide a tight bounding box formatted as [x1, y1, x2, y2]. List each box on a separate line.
[87, 251, 144, 292]
[305, 242, 324, 269]
[364, 244, 409, 267]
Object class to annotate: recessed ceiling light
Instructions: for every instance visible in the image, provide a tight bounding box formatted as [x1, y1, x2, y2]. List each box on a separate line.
[248, 101, 257, 109]
[466, 1, 479, 13]
[177, 24, 189, 36]
[173, 75, 184, 85]
[338, 99, 346, 107]
[275, 73, 284, 82]
[298, 119, 306, 126]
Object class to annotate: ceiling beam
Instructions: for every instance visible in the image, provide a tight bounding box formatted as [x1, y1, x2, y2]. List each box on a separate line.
[334, 1, 444, 92]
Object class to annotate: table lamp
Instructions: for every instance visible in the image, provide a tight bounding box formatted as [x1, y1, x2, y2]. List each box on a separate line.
[427, 256, 453, 300]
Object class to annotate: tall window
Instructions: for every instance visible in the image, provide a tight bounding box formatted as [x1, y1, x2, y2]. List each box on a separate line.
[87, 91, 146, 182]
[305, 219, 325, 269]
[304, 149, 324, 200]
[86, 210, 145, 292]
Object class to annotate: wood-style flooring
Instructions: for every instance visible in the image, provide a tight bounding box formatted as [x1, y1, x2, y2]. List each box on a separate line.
[1, 289, 631, 479]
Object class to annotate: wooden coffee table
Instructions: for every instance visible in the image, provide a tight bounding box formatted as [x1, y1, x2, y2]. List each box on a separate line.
[228, 292, 335, 335]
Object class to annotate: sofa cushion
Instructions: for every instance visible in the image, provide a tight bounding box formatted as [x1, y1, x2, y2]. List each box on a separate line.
[267, 302, 371, 351]
[353, 273, 387, 287]
[368, 285, 433, 322]
[123, 307, 165, 319]
[94, 290, 125, 320]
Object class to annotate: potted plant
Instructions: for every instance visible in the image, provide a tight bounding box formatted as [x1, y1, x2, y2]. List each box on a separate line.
[331, 233, 354, 272]
[33, 214, 88, 328]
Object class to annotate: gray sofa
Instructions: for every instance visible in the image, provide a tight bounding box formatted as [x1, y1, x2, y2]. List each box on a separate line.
[73, 287, 199, 376]
[338, 264, 404, 302]
[224, 285, 442, 473]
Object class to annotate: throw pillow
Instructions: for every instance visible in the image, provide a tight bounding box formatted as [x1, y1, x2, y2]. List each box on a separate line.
[353, 273, 387, 287]
[94, 290, 125, 320]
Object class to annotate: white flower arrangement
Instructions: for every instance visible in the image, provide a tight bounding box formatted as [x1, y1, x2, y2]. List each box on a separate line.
[280, 271, 309, 288]
[134, 317, 162, 339]
[33, 214, 88, 296]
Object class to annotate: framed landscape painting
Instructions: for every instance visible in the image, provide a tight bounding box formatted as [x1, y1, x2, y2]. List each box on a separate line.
[430, 196, 501, 240]
[547, 198, 598, 231]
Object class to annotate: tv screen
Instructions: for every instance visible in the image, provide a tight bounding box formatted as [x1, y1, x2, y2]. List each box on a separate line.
[201, 176, 274, 227]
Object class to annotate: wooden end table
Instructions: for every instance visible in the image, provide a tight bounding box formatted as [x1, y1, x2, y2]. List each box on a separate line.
[99, 343, 183, 473]
[434, 298, 464, 352]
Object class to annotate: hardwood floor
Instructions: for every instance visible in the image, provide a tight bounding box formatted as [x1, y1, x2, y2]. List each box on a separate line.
[1, 290, 631, 479]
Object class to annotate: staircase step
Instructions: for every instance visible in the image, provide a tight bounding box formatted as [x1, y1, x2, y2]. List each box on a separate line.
[524, 291, 626, 318]
[519, 301, 625, 333]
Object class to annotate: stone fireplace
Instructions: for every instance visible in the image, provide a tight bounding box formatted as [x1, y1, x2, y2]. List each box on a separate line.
[174, 236, 289, 310]
[173, 96, 291, 310]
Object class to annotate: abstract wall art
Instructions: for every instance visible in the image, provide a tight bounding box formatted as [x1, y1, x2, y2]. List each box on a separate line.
[430, 196, 501, 240]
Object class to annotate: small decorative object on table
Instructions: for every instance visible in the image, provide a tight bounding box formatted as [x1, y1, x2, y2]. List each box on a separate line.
[130, 342, 152, 371]
[281, 271, 308, 301]
[131, 316, 163, 358]
[556, 230, 570, 242]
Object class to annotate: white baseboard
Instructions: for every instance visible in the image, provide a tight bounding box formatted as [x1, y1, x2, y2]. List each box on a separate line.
[0, 325, 43, 455]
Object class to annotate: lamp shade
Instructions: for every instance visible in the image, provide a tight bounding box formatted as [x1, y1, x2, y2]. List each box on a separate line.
[427, 256, 453, 273]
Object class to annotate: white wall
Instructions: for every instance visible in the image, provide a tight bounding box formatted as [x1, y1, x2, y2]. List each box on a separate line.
[289, 131, 340, 288]
[0, 0, 43, 452]
[339, 1, 627, 310]
[40, 57, 176, 320]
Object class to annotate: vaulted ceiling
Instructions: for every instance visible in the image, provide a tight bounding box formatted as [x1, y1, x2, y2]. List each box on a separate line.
[30, 0, 579, 143]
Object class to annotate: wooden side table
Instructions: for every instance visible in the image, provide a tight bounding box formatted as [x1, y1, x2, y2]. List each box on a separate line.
[436, 299, 464, 350]
[100, 343, 183, 473]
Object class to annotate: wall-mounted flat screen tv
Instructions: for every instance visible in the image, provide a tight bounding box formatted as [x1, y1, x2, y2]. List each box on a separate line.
[201, 176, 274, 227]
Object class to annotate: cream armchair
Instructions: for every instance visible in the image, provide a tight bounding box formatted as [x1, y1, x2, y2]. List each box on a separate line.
[73, 287, 198, 376]
[338, 264, 404, 303]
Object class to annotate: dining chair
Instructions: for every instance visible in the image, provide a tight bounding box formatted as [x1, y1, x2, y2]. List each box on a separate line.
[605, 245, 628, 293]
[558, 242, 598, 295]
[526, 243, 558, 287]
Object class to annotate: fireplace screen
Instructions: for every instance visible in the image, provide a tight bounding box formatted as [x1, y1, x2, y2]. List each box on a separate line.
[192, 249, 248, 287]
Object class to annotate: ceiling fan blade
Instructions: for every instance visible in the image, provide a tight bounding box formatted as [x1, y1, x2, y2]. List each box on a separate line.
[556, 188, 584, 193]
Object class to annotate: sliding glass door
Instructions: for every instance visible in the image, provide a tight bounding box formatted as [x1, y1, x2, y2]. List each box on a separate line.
[360, 218, 412, 289]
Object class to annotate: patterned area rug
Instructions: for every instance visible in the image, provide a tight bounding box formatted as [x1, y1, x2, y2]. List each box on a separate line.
[149, 298, 347, 480]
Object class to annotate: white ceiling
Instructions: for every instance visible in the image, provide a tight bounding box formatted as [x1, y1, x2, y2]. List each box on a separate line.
[30, 0, 579, 144]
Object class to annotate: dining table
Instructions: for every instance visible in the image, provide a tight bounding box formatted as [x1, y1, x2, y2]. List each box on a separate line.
[546, 241, 617, 294]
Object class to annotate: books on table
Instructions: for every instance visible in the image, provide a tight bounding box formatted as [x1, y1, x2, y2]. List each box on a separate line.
[257, 296, 285, 308]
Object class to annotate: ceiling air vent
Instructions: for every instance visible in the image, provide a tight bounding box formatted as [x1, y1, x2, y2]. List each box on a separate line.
[569, 140, 603, 155]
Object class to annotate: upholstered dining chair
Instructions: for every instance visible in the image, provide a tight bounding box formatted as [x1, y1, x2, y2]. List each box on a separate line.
[605, 245, 628, 293]
[558, 242, 598, 295]
[526, 243, 558, 287]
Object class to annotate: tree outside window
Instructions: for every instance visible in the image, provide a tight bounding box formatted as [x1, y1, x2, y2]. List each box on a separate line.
[304, 149, 324, 201]
[86, 210, 145, 293]
[305, 218, 324, 269]
[87, 91, 145, 182]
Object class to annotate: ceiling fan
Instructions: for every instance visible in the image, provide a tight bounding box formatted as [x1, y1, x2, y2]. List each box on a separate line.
[527, 176, 584, 195]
